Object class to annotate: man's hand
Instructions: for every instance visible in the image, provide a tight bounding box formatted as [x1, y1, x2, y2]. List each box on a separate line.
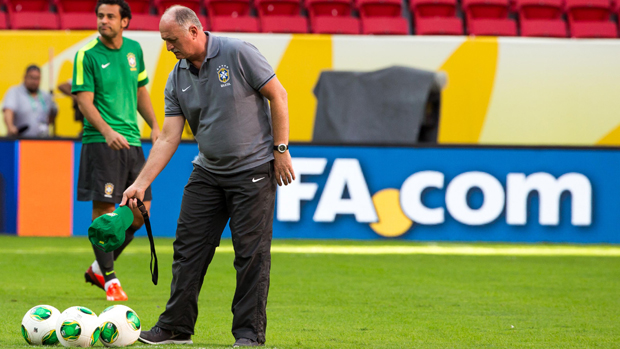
[274, 151, 295, 186]
[121, 183, 146, 209]
[104, 129, 130, 150]
[151, 127, 160, 144]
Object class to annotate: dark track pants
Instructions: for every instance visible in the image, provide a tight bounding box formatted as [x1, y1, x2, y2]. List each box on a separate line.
[156, 161, 275, 344]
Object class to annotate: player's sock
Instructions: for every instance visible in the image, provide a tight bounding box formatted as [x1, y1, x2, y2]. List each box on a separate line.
[93, 245, 116, 282]
[91, 260, 102, 275]
[103, 271, 117, 283]
[113, 226, 138, 261]
[104, 278, 121, 292]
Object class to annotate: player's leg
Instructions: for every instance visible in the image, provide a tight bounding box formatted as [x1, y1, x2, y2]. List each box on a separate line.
[113, 200, 151, 261]
[78, 143, 129, 300]
[78, 143, 119, 292]
[90, 200, 116, 279]
[226, 161, 275, 345]
[140, 165, 228, 345]
[84, 200, 116, 291]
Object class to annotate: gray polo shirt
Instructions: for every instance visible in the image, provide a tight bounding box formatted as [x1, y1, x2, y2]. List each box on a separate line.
[164, 32, 276, 174]
[2, 84, 57, 137]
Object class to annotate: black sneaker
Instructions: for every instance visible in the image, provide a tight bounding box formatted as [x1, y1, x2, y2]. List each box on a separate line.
[233, 338, 264, 347]
[138, 325, 193, 345]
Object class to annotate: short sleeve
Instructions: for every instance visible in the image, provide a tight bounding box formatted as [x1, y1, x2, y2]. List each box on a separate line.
[237, 41, 275, 91]
[72, 50, 95, 94]
[137, 45, 149, 87]
[164, 71, 183, 117]
[2, 88, 17, 111]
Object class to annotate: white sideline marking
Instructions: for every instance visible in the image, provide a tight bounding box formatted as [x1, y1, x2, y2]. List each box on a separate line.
[3, 244, 620, 256]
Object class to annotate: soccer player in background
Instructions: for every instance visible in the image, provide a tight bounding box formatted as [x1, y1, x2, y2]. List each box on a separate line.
[71, 0, 160, 301]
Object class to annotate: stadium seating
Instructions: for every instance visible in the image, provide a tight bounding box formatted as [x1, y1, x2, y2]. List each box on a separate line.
[410, 0, 463, 35]
[128, 14, 160, 30]
[306, 0, 360, 34]
[124, 0, 160, 31]
[462, 0, 517, 36]
[199, 14, 209, 29]
[566, 0, 617, 38]
[516, 0, 567, 37]
[56, 0, 97, 30]
[204, 0, 259, 32]
[0, 11, 7, 29]
[6, 0, 59, 29]
[357, 0, 408, 35]
[256, 0, 308, 33]
[156, 0, 200, 15]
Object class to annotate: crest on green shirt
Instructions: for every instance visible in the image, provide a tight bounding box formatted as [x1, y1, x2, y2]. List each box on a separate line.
[127, 53, 137, 71]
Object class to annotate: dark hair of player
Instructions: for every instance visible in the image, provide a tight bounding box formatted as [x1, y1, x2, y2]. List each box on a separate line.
[95, 0, 133, 26]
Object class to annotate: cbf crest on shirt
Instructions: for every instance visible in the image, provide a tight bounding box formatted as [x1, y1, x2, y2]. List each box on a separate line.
[217, 64, 231, 86]
[71, 37, 149, 147]
[127, 52, 137, 71]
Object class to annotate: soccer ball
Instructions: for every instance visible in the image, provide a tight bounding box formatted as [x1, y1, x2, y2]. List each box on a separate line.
[56, 306, 101, 347]
[98, 305, 141, 347]
[21, 305, 61, 345]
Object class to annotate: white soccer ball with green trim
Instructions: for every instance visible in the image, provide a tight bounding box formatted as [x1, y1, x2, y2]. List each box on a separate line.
[21, 305, 61, 345]
[56, 306, 101, 347]
[98, 305, 141, 347]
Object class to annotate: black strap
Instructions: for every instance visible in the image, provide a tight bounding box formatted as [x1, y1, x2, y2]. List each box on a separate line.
[136, 199, 158, 285]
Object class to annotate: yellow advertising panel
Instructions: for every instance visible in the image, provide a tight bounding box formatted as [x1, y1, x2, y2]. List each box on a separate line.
[1, 31, 619, 146]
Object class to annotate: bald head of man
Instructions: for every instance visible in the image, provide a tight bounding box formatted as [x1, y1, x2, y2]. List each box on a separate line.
[160, 6, 207, 62]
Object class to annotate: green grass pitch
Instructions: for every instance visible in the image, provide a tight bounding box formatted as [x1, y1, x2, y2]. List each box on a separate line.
[1, 235, 620, 348]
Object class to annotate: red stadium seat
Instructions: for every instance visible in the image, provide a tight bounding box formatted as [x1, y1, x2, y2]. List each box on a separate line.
[357, 0, 401, 17]
[311, 15, 360, 33]
[56, 0, 97, 29]
[199, 14, 209, 29]
[260, 15, 308, 32]
[566, 0, 617, 38]
[256, 0, 298, 15]
[410, 0, 463, 35]
[205, 0, 259, 32]
[210, 16, 259, 31]
[58, 13, 97, 29]
[57, 0, 95, 12]
[360, 17, 408, 34]
[357, 0, 408, 35]
[516, 0, 567, 37]
[0, 12, 7, 29]
[6, 0, 59, 29]
[204, 0, 249, 16]
[127, 14, 160, 30]
[256, 0, 308, 33]
[462, 0, 517, 36]
[156, 0, 200, 14]
[306, 0, 360, 34]
[126, 0, 151, 13]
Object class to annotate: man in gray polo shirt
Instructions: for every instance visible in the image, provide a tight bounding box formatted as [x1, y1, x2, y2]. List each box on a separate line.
[3, 65, 57, 137]
[121, 5, 295, 347]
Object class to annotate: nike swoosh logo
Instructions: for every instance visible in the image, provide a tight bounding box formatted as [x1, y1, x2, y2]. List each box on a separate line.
[101, 63, 110, 68]
[105, 270, 115, 276]
[252, 177, 265, 183]
[182, 86, 191, 92]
